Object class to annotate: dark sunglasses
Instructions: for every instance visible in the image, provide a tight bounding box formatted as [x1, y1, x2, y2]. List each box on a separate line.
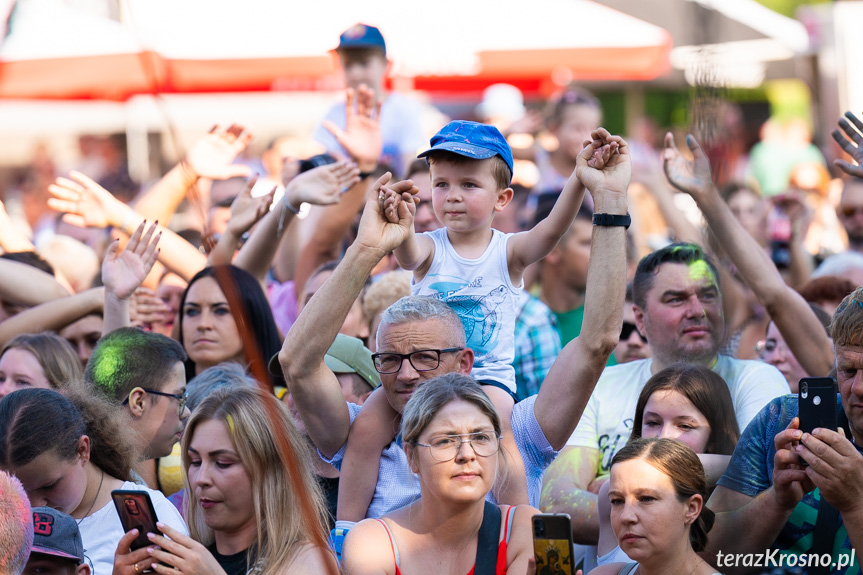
[620, 322, 647, 342]
[840, 206, 863, 218]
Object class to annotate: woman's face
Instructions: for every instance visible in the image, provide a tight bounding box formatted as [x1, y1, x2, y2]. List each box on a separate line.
[609, 457, 700, 562]
[4, 440, 89, 515]
[760, 322, 807, 393]
[0, 348, 52, 399]
[182, 277, 244, 371]
[640, 390, 712, 453]
[727, 190, 766, 244]
[186, 419, 256, 545]
[408, 399, 499, 504]
[554, 104, 602, 161]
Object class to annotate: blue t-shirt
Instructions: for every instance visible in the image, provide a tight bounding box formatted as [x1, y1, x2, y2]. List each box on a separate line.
[717, 394, 860, 573]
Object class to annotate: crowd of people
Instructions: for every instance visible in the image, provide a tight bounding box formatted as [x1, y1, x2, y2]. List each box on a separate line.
[1, 22, 863, 575]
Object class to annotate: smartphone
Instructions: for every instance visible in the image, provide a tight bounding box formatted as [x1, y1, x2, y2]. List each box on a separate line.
[798, 377, 838, 466]
[533, 513, 575, 575]
[112, 490, 163, 550]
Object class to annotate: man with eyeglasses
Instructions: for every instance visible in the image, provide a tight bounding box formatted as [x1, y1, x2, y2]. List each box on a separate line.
[280, 136, 630, 529]
[84, 327, 189, 489]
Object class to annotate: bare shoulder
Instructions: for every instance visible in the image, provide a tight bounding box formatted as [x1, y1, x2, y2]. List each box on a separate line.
[341, 518, 397, 575]
[280, 543, 338, 575]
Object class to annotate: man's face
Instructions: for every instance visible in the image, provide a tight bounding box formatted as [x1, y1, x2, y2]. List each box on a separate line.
[837, 345, 863, 443]
[375, 319, 471, 412]
[59, 315, 104, 369]
[338, 49, 388, 93]
[138, 362, 189, 459]
[838, 181, 863, 247]
[556, 219, 592, 291]
[635, 262, 725, 367]
[411, 171, 441, 233]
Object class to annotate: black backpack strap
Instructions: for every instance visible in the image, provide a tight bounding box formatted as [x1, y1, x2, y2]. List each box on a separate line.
[474, 501, 502, 575]
[809, 490, 840, 575]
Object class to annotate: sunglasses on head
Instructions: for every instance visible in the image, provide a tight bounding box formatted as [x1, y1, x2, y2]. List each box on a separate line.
[620, 321, 647, 342]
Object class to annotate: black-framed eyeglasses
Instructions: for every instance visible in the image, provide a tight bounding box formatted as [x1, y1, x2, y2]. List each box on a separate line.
[123, 388, 187, 415]
[620, 322, 647, 342]
[371, 348, 464, 374]
[413, 431, 501, 462]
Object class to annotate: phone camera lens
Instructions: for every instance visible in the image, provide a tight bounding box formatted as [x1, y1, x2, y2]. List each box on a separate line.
[534, 520, 545, 537]
[801, 382, 808, 398]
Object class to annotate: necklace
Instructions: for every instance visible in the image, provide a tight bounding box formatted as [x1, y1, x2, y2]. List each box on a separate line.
[77, 469, 105, 526]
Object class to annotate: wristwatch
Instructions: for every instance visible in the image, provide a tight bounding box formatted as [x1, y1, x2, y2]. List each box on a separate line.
[592, 212, 631, 229]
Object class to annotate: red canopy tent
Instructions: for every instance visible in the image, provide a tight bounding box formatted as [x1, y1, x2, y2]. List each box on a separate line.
[0, 0, 672, 101]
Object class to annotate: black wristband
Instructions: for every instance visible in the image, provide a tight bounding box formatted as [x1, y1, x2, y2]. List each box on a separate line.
[358, 170, 375, 179]
[592, 212, 631, 229]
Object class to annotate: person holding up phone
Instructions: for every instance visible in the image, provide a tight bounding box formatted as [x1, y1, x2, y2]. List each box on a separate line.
[0, 384, 186, 575]
[705, 286, 863, 574]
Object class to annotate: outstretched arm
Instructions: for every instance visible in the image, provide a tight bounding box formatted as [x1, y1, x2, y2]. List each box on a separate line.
[533, 133, 629, 449]
[235, 161, 360, 281]
[132, 124, 254, 225]
[663, 133, 833, 377]
[48, 171, 208, 281]
[832, 111, 863, 179]
[102, 221, 161, 333]
[0, 259, 70, 307]
[0, 287, 104, 348]
[207, 175, 274, 268]
[279, 172, 414, 458]
[383, 180, 431, 273]
[0, 198, 35, 253]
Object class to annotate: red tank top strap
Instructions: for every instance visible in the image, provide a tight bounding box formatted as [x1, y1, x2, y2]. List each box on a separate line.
[375, 519, 402, 575]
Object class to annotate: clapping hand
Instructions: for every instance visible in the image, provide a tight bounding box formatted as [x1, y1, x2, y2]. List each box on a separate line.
[102, 221, 161, 301]
[183, 124, 254, 181]
[322, 85, 383, 172]
[832, 111, 863, 179]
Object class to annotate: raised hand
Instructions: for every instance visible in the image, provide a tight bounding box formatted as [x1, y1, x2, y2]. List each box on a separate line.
[182, 124, 254, 180]
[47, 170, 127, 228]
[662, 132, 714, 199]
[226, 174, 275, 238]
[576, 128, 631, 196]
[356, 173, 418, 255]
[322, 85, 383, 171]
[832, 111, 863, 178]
[102, 221, 161, 301]
[284, 161, 361, 208]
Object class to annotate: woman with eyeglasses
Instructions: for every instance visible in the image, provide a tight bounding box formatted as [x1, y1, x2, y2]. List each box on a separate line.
[0, 383, 187, 575]
[341, 373, 536, 575]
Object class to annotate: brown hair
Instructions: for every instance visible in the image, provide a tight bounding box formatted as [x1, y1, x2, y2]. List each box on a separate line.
[426, 151, 511, 192]
[630, 364, 739, 455]
[1, 332, 82, 390]
[612, 437, 715, 552]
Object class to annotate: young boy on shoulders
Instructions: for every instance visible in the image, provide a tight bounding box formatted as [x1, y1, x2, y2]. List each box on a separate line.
[337, 120, 618, 524]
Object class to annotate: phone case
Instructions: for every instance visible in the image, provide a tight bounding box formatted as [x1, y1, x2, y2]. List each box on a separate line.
[798, 377, 837, 435]
[533, 513, 575, 575]
[111, 490, 163, 550]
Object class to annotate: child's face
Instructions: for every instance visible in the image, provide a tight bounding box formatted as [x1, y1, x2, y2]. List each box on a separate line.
[338, 49, 388, 94]
[554, 104, 602, 161]
[430, 158, 511, 237]
[23, 554, 82, 575]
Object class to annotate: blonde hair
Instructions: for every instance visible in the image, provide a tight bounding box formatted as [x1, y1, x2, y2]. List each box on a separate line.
[181, 387, 330, 574]
[830, 286, 863, 348]
[1, 332, 82, 389]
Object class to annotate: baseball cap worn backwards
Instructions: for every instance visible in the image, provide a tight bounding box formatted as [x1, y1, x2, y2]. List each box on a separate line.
[337, 23, 386, 55]
[31, 507, 85, 565]
[418, 121, 514, 180]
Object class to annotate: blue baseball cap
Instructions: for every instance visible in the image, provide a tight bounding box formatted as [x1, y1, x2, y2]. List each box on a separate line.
[337, 24, 386, 56]
[418, 121, 514, 183]
[31, 507, 85, 565]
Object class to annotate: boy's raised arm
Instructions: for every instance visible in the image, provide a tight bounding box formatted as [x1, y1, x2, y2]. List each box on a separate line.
[383, 184, 433, 274]
[507, 128, 617, 276]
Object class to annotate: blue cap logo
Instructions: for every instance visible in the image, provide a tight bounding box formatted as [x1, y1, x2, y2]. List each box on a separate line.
[417, 121, 514, 184]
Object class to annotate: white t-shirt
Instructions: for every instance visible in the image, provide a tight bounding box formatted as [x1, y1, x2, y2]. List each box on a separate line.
[78, 481, 188, 575]
[566, 355, 790, 475]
